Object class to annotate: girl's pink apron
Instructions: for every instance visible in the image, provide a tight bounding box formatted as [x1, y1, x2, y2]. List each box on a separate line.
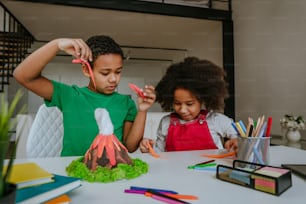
[165, 111, 218, 151]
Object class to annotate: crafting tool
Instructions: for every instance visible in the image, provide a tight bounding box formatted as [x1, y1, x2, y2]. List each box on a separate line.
[130, 186, 178, 194]
[148, 143, 160, 158]
[145, 190, 190, 204]
[72, 59, 96, 90]
[129, 83, 145, 98]
[124, 189, 198, 200]
[188, 162, 217, 169]
[201, 151, 236, 158]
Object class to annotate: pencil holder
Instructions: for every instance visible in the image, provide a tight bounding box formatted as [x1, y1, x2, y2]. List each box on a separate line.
[237, 137, 270, 168]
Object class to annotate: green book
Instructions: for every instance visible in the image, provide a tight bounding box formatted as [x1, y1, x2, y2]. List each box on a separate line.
[16, 174, 81, 204]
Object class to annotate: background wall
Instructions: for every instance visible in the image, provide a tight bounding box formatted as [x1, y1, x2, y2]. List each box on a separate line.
[232, 0, 306, 138]
[5, 0, 306, 139]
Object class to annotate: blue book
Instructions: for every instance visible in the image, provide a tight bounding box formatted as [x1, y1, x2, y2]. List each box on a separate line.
[16, 174, 82, 204]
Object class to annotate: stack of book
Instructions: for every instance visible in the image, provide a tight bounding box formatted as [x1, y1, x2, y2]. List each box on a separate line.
[6, 162, 81, 204]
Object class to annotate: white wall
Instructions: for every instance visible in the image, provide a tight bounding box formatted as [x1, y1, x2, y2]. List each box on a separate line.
[233, 0, 306, 138]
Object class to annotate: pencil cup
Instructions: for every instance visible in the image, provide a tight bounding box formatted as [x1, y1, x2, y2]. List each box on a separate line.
[237, 137, 270, 168]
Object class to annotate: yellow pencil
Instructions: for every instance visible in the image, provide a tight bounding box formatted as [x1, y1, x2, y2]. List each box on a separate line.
[235, 122, 246, 137]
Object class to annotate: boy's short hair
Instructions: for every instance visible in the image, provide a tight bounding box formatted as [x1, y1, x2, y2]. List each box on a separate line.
[86, 35, 124, 66]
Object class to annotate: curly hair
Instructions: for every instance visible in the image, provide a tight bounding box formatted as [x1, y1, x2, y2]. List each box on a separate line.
[155, 57, 229, 112]
[86, 35, 124, 67]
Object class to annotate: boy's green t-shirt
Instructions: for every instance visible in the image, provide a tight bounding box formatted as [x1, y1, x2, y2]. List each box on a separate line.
[45, 81, 137, 156]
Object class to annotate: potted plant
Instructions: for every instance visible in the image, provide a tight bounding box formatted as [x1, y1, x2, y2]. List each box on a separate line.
[0, 90, 24, 203]
[280, 114, 305, 143]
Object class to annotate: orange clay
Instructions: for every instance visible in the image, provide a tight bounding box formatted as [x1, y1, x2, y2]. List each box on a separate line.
[201, 151, 236, 158]
[148, 143, 160, 158]
[129, 83, 145, 99]
[72, 59, 96, 90]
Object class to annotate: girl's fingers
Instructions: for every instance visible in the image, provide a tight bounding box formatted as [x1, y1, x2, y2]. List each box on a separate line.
[139, 139, 149, 153]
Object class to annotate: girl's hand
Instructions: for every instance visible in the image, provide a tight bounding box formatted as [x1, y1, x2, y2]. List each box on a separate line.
[139, 138, 155, 153]
[57, 38, 92, 61]
[224, 138, 238, 153]
[137, 85, 156, 112]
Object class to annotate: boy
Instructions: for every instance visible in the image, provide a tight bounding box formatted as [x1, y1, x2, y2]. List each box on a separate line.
[13, 35, 155, 156]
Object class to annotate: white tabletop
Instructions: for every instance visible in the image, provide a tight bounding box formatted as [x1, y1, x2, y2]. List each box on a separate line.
[14, 146, 306, 204]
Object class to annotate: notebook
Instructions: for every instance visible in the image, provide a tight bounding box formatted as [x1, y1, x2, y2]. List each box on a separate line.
[281, 164, 306, 179]
[44, 194, 71, 204]
[16, 174, 81, 204]
[5, 162, 53, 188]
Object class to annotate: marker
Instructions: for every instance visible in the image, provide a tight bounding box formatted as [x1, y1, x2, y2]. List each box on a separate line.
[124, 189, 198, 200]
[231, 122, 240, 135]
[130, 186, 178, 194]
[235, 122, 246, 137]
[248, 124, 253, 137]
[252, 147, 265, 165]
[150, 194, 183, 204]
[239, 120, 247, 133]
[265, 117, 273, 137]
[188, 162, 217, 169]
[145, 190, 190, 204]
[193, 166, 217, 171]
[193, 159, 215, 166]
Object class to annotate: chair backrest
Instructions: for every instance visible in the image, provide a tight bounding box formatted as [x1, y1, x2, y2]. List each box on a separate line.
[144, 112, 169, 140]
[26, 104, 63, 158]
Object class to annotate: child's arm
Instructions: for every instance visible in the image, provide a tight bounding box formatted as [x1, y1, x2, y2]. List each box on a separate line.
[139, 138, 155, 153]
[123, 85, 156, 152]
[224, 138, 238, 153]
[13, 38, 91, 100]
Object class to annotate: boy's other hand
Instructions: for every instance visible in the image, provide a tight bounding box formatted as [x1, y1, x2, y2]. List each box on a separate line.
[138, 85, 156, 112]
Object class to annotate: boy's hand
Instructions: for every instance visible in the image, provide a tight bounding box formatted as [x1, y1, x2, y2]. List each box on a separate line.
[224, 138, 238, 153]
[139, 138, 155, 153]
[57, 38, 92, 61]
[137, 85, 156, 112]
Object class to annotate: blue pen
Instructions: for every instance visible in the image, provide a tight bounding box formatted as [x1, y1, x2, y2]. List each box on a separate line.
[130, 186, 178, 194]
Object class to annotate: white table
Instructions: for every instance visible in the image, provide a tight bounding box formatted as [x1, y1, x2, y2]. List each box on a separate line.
[14, 146, 306, 204]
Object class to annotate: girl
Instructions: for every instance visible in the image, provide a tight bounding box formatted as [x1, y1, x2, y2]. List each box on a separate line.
[140, 57, 237, 152]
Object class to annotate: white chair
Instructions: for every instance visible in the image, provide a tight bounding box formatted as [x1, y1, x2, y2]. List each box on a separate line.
[25, 104, 63, 158]
[144, 112, 169, 140]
